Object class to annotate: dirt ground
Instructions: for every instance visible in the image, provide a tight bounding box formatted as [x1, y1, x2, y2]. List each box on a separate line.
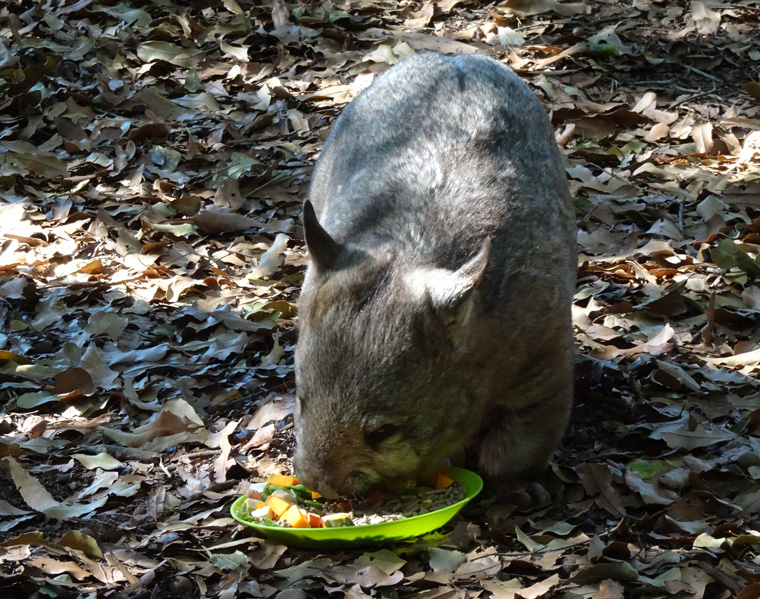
[2, 0, 760, 597]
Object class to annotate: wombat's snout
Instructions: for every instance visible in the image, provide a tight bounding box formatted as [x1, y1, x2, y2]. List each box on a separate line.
[300, 475, 340, 500]
[293, 454, 337, 499]
[294, 453, 377, 499]
[293, 469, 342, 500]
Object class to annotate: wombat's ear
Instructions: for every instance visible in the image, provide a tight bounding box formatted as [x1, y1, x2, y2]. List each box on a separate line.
[303, 200, 342, 272]
[421, 238, 490, 319]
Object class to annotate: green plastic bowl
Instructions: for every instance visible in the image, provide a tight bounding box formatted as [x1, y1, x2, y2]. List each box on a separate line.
[230, 467, 483, 548]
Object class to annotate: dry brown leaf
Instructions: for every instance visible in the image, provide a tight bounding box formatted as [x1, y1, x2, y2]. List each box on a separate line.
[53, 368, 95, 395]
[213, 419, 240, 482]
[4, 457, 108, 520]
[499, 0, 586, 16]
[745, 81, 760, 102]
[706, 347, 760, 367]
[101, 400, 209, 450]
[246, 395, 294, 429]
[405, 1, 435, 28]
[519, 573, 562, 599]
[71, 452, 125, 471]
[645, 122, 670, 142]
[192, 209, 263, 234]
[577, 463, 627, 517]
[692, 122, 714, 154]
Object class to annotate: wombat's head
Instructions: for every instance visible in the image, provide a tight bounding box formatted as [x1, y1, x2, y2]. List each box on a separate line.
[293, 201, 489, 498]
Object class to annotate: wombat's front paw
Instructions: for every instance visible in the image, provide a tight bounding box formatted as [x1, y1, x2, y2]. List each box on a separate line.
[482, 480, 557, 526]
[488, 476, 562, 510]
[500, 482, 553, 508]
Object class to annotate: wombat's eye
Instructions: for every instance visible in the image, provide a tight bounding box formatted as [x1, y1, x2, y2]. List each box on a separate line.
[365, 423, 400, 447]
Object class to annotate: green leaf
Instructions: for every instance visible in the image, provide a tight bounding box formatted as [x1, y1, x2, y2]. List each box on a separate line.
[226, 152, 261, 179]
[711, 239, 760, 278]
[2, 362, 61, 380]
[16, 392, 59, 409]
[694, 532, 729, 549]
[145, 221, 197, 237]
[329, 10, 351, 22]
[101, 3, 152, 27]
[626, 458, 669, 479]
[572, 562, 640, 584]
[428, 547, 466, 573]
[14, 153, 68, 179]
[137, 42, 205, 68]
[589, 42, 621, 57]
[206, 550, 249, 571]
[574, 195, 594, 217]
[184, 70, 204, 93]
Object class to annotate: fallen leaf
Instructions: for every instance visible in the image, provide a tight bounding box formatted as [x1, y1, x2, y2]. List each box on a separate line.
[71, 452, 125, 470]
[4, 457, 108, 520]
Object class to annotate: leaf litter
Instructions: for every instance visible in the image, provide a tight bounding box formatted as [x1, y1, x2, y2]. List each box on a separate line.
[1, 0, 760, 597]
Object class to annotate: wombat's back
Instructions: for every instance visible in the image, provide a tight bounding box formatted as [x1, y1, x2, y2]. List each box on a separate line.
[309, 52, 573, 277]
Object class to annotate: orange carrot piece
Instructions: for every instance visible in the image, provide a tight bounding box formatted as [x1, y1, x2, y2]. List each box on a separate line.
[264, 495, 291, 518]
[428, 470, 454, 489]
[365, 490, 386, 506]
[282, 505, 311, 528]
[266, 474, 300, 487]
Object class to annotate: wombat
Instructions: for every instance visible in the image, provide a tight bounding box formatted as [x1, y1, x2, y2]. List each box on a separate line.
[293, 52, 576, 499]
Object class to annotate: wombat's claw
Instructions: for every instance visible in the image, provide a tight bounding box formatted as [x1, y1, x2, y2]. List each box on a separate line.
[495, 481, 553, 509]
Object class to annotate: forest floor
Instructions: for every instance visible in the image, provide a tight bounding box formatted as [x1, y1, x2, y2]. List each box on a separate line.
[2, 0, 760, 598]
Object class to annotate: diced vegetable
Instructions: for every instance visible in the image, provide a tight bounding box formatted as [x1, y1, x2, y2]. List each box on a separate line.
[238, 469, 465, 530]
[307, 512, 324, 528]
[251, 505, 274, 519]
[245, 497, 266, 511]
[264, 495, 292, 518]
[323, 513, 354, 528]
[266, 474, 300, 487]
[428, 470, 454, 490]
[287, 485, 314, 500]
[281, 505, 311, 528]
[388, 478, 416, 494]
[364, 490, 386, 506]
[270, 489, 296, 502]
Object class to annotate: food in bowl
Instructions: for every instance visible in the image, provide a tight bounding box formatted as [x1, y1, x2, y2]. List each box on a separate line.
[235, 471, 466, 529]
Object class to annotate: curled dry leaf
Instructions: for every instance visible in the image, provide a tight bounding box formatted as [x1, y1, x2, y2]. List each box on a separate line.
[193, 209, 264, 234]
[5, 458, 108, 521]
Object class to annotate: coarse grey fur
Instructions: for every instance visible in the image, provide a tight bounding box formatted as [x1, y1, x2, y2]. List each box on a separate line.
[293, 52, 576, 499]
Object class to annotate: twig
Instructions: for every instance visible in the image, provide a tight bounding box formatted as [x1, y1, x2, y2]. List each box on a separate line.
[465, 531, 605, 564]
[673, 83, 718, 107]
[683, 64, 721, 83]
[523, 68, 586, 76]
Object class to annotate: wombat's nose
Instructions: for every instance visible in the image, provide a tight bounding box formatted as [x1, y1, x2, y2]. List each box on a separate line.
[294, 458, 340, 499]
[298, 472, 340, 499]
[313, 480, 340, 499]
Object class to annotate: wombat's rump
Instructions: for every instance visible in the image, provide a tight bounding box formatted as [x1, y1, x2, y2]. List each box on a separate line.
[293, 52, 576, 499]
